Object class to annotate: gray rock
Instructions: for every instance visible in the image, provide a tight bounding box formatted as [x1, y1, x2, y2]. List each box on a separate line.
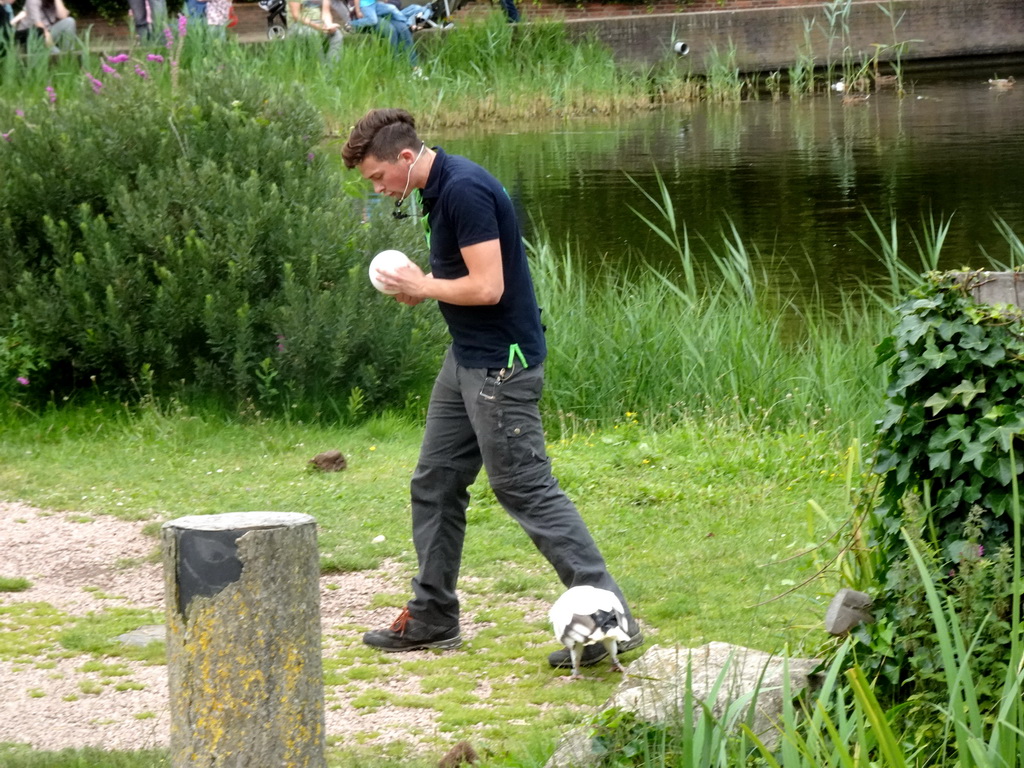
[545, 642, 821, 768]
[824, 588, 874, 635]
[116, 624, 166, 648]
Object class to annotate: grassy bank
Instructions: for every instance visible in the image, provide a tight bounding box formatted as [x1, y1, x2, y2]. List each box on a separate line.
[1, 14, 693, 132]
[0, 399, 854, 766]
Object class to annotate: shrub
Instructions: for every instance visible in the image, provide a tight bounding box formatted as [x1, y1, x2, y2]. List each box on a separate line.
[849, 270, 1024, 718]
[0, 55, 443, 414]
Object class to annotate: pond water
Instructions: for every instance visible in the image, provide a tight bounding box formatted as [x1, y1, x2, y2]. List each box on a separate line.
[430, 56, 1024, 299]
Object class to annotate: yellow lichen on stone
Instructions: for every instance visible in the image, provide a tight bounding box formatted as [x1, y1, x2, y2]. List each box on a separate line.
[162, 513, 325, 767]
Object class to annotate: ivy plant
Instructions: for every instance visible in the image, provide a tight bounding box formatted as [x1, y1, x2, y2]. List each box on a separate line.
[852, 269, 1024, 708]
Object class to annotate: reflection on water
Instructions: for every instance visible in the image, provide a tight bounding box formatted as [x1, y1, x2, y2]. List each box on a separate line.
[434, 61, 1024, 298]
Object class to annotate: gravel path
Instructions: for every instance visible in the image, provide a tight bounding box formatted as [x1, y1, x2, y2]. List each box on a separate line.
[0, 500, 496, 755]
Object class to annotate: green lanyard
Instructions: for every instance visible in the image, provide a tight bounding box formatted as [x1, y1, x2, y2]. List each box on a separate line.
[507, 344, 528, 369]
[420, 212, 430, 248]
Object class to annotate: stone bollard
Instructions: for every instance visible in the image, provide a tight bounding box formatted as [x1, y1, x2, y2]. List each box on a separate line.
[161, 512, 325, 768]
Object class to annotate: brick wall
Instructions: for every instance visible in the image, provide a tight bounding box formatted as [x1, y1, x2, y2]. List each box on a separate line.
[546, 0, 1024, 70]
[461, 0, 859, 19]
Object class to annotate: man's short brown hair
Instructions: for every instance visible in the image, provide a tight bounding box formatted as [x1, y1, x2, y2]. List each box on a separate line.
[342, 108, 422, 169]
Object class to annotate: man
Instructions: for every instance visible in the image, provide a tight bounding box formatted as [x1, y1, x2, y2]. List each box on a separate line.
[350, 0, 415, 64]
[341, 108, 643, 672]
[126, 0, 166, 40]
[499, 0, 518, 23]
[287, 0, 344, 60]
[14, 0, 77, 52]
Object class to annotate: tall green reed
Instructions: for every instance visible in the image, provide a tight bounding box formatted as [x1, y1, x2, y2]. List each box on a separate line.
[530, 172, 889, 436]
[853, 208, 952, 306]
[788, 18, 817, 97]
[856, 207, 1023, 310]
[985, 214, 1024, 267]
[702, 42, 745, 102]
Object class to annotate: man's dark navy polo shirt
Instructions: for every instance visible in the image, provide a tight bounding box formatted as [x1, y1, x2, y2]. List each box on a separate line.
[419, 147, 547, 369]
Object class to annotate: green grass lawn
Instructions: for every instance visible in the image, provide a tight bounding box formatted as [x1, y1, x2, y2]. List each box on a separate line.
[0, 403, 855, 766]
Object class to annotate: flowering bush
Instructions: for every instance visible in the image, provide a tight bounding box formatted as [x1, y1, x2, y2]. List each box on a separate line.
[0, 315, 46, 400]
[0, 60, 441, 413]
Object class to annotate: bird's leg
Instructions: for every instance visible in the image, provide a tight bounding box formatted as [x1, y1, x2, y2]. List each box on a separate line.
[570, 645, 583, 679]
[604, 639, 626, 674]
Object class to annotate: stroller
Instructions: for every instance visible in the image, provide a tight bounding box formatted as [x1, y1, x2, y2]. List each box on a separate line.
[258, 0, 289, 39]
[405, 0, 454, 31]
[412, 0, 466, 29]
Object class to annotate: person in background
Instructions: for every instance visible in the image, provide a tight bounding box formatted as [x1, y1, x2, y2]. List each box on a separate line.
[287, 0, 343, 60]
[15, 0, 76, 52]
[498, 0, 518, 23]
[204, 0, 231, 35]
[350, 0, 416, 65]
[126, 0, 168, 41]
[1, 1, 14, 38]
[1, 0, 15, 55]
[184, 0, 206, 19]
[327, 0, 350, 28]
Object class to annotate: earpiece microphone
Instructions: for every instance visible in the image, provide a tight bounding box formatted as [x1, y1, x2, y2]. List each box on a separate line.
[393, 143, 426, 220]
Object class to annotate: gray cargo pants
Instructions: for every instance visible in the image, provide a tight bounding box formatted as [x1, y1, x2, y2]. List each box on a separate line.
[407, 348, 630, 626]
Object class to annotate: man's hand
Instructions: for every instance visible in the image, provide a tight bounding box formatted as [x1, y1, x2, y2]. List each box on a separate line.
[393, 293, 426, 307]
[374, 260, 427, 298]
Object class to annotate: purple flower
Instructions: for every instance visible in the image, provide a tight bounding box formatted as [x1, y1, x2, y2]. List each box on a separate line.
[164, 27, 175, 49]
[107, 53, 130, 64]
[134, 65, 149, 79]
[15, 109, 24, 118]
[85, 73, 104, 93]
[276, 334, 286, 352]
[16, 376, 29, 386]
[306, 152, 315, 164]
[146, 53, 164, 63]
[2, 130, 12, 142]
[45, 85, 56, 104]
[978, 544, 985, 557]
[101, 61, 117, 74]
[177, 13, 188, 38]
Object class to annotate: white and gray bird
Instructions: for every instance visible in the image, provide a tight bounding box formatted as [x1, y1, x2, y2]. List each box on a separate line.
[549, 586, 631, 679]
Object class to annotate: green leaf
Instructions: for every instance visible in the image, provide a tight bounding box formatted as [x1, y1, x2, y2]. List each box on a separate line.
[961, 440, 987, 468]
[893, 364, 928, 391]
[924, 392, 951, 414]
[892, 311, 934, 348]
[929, 450, 952, 472]
[922, 339, 958, 369]
[996, 456, 1015, 486]
[982, 404, 1014, 421]
[978, 421, 1021, 453]
[951, 378, 987, 408]
[878, 401, 905, 431]
[875, 335, 897, 366]
[956, 323, 990, 351]
[979, 345, 1006, 366]
[930, 419, 972, 450]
